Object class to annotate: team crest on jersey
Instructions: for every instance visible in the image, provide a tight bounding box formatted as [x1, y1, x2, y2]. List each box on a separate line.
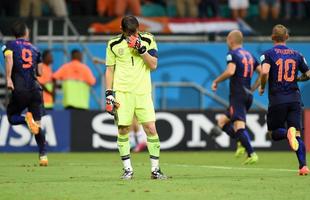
[118, 48, 124, 55]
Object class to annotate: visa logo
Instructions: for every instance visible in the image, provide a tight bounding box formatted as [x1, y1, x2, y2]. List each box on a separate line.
[0, 115, 57, 147]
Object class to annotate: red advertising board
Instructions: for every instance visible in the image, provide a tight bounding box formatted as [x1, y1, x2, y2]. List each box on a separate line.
[304, 109, 310, 152]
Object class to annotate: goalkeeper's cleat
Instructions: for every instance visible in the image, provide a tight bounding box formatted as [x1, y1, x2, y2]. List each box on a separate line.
[25, 112, 40, 135]
[287, 127, 299, 151]
[243, 152, 258, 165]
[121, 168, 134, 180]
[151, 168, 168, 180]
[39, 155, 48, 166]
[299, 166, 309, 176]
[235, 142, 246, 158]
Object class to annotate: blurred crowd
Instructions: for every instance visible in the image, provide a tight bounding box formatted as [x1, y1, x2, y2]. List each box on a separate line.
[0, 0, 310, 20]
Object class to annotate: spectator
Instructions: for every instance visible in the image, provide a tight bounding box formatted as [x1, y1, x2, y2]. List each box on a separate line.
[115, 0, 141, 16]
[20, 0, 42, 17]
[176, 0, 199, 18]
[259, 0, 281, 20]
[228, 0, 249, 19]
[97, 0, 115, 16]
[142, 0, 166, 16]
[37, 50, 55, 109]
[198, 0, 220, 18]
[53, 49, 96, 110]
[285, 0, 304, 20]
[45, 0, 68, 17]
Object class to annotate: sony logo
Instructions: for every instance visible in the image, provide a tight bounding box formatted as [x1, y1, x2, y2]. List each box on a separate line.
[91, 112, 270, 149]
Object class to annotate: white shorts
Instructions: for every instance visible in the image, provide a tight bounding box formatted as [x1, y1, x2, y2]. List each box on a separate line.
[228, 0, 249, 9]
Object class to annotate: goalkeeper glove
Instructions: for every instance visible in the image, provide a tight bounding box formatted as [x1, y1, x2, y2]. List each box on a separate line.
[105, 90, 119, 115]
[127, 34, 147, 54]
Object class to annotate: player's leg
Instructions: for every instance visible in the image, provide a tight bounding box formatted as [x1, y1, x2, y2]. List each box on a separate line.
[210, 113, 245, 158]
[271, 1, 280, 20]
[118, 125, 134, 179]
[231, 97, 257, 164]
[115, 92, 135, 179]
[136, 93, 167, 179]
[30, 90, 48, 166]
[132, 116, 147, 152]
[233, 120, 258, 164]
[6, 91, 27, 125]
[259, 0, 269, 20]
[267, 104, 288, 142]
[267, 103, 298, 151]
[287, 103, 309, 175]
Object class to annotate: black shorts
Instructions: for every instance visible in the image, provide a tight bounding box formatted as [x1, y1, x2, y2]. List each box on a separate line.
[267, 102, 302, 131]
[225, 94, 253, 122]
[7, 89, 44, 121]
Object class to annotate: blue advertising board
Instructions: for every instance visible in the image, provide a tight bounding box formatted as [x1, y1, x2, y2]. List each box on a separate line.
[0, 111, 70, 152]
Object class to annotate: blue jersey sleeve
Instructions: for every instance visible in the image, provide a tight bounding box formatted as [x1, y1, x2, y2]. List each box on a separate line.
[226, 52, 236, 64]
[253, 56, 259, 70]
[260, 51, 271, 65]
[2, 41, 14, 55]
[36, 51, 42, 63]
[298, 54, 309, 73]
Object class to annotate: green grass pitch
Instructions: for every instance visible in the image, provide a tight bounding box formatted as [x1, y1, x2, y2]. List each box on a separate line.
[0, 152, 309, 200]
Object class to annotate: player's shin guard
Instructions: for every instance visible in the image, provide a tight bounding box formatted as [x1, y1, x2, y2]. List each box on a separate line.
[8, 115, 26, 125]
[146, 134, 160, 171]
[296, 137, 307, 169]
[271, 128, 287, 141]
[117, 134, 132, 170]
[35, 128, 47, 156]
[236, 129, 254, 157]
[222, 123, 236, 139]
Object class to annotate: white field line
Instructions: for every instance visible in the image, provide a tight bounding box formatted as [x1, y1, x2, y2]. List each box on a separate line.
[162, 163, 297, 173]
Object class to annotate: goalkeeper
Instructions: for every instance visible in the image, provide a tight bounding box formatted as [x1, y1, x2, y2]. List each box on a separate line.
[105, 15, 167, 180]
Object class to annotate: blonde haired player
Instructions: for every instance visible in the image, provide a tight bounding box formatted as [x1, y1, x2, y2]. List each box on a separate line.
[105, 15, 167, 180]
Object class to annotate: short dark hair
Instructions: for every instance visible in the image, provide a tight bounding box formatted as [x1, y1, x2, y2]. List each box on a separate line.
[71, 49, 82, 60]
[11, 21, 28, 38]
[42, 49, 51, 60]
[121, 15, 139, 35]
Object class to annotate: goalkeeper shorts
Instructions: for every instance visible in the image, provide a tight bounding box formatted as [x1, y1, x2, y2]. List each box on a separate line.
[115, 91, 156, 126]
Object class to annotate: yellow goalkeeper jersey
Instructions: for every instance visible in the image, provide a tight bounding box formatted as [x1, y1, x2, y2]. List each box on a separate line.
[105, 32, 157, 94]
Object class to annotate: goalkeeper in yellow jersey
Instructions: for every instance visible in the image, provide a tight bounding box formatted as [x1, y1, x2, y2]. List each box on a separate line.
[105, 15, 167, 180]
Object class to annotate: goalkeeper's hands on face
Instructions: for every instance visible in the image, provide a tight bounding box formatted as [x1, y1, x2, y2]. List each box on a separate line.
[127, 34, 146, 54]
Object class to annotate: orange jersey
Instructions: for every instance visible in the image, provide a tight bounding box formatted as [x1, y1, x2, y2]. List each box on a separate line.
[53, 60, 96, 86]
[37, 63, 54, 108]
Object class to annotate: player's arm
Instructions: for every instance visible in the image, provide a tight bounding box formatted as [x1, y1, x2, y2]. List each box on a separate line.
[296, 55, 310, 82]
[140, 51, 157, 70]
[297, 70, 310, 82]
[251, 64, 262, 92]
[4, 50, 14, 90]
[105, 66, 114, 90]
[259, 63, 270, 95]
[212, 63, 236, 91]
[127, 34, 158, 70]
